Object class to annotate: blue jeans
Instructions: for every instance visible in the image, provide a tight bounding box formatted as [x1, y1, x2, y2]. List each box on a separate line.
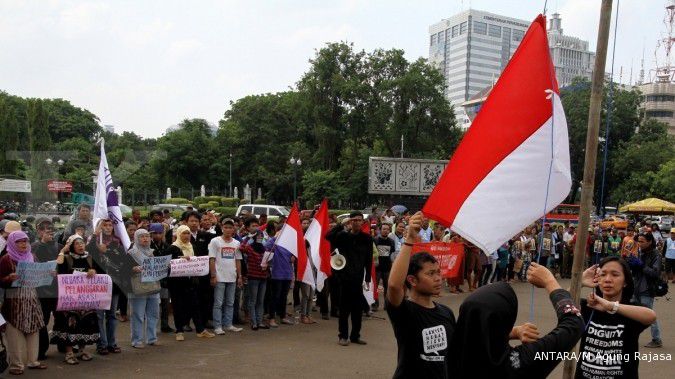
[129, 294, 160, 345]
[213, 282, 236, 329]
[97, 293, 120, 349]
[636, 295, 662, 342]
[247, 279, 267, 326]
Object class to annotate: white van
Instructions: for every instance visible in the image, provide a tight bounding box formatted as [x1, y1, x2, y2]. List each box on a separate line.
[236, 204, 290, 219]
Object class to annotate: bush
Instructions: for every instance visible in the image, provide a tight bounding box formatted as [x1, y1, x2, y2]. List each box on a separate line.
[213, 207, 238, 216]
[221, 197, 239, 207]
[253, 199, 267, 204]
[163, 198, 191, 205]
[240, 199, 250, 205]
[198, 203, 211, 209]
[205, 196, 223, 204]
[192, 196, 208, 205]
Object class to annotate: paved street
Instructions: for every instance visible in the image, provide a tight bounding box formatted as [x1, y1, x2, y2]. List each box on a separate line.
[24, 279, 674, 378]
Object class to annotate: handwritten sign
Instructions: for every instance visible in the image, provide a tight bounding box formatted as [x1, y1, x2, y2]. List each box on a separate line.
[141, 256, 172, 282]
[169, 256, 209, 277]
[412, 242, 465, 279]
[12, 261, 57, 288]
[56, 274, 112, 311]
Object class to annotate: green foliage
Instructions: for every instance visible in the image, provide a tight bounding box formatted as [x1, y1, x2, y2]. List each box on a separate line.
[213, 207, 238, 216]
[221, 197, 239, 207]
[192, 196, 208, 205]
[164, 198, 191, 205]
[197, 203, 210, 209]
[253, 199, 267, 204]
[0, 98, 20, 176]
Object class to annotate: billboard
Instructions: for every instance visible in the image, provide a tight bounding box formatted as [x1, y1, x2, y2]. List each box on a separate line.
[0, 179, 32, 193]
[48, 180, 73, 193]
[368, 157, 447, 196]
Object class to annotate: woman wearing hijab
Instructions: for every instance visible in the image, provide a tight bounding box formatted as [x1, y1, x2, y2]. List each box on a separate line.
[449, 262, 584, 378]
[167, 225, 215, 341]
[51, 235, 100, 365]
[576, 257, 657, 378]
[0, 231, 47, 374]
[87, 219, 126, 355]
[128, 229, 161, 348]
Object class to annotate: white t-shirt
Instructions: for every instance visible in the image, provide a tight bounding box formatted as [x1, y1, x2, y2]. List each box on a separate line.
[208, 237, 242, 283]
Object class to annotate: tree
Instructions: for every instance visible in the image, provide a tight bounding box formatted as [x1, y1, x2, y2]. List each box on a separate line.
[0, 99, 20, 176]
[27, 99, 53, 200]
[42, 98, 101, 144]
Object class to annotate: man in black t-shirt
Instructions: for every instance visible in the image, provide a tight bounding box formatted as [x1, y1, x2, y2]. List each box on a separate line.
[386, 212, 455, 379]
[373, 223, 396, 311]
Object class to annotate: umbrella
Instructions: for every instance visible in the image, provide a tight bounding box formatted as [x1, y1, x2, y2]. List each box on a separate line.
[619, 198, 675, 214]
[390, 205, 407, 214]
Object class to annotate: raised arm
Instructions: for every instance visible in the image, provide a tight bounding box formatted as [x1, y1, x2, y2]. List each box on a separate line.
[387, 212, 422, 307]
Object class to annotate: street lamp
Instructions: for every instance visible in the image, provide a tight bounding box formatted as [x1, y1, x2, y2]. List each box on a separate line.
[289, 156, 302, 201]
[229, 151, 233, 198]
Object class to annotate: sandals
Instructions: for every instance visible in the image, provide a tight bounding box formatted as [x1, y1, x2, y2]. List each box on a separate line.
[64, 352, 79, 365]
[27, 363, 48, 370]
[97, 347, 109, 355]
[78, 352, 93, 361]
[8, 368, 24, 375]
[107, 345, 122, 354]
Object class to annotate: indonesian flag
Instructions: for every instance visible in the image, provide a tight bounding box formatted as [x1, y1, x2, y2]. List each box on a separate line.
[276, 203, 313, 286]
[304, 198, 332, 291]
[423, 15, 571, 253]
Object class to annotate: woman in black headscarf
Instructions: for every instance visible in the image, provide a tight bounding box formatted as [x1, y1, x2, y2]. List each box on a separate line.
[450, 262, 584, 378]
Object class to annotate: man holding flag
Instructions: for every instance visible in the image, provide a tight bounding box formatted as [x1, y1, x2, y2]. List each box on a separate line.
[304, 199, 334, 320]
[326, 211, 372, 346]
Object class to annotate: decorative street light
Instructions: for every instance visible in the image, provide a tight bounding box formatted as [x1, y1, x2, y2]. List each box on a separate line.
[229, 151, 233, 198]
[289, 156, 302, 201]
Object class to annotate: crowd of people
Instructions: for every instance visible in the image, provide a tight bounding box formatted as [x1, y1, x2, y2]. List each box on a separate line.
[0, 202, 671, 378]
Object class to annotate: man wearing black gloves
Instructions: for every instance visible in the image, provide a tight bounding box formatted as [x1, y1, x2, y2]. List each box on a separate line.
[326, 211, 372, 346]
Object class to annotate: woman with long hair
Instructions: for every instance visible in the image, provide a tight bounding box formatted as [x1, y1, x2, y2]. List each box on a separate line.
[576, 257, 657, 378]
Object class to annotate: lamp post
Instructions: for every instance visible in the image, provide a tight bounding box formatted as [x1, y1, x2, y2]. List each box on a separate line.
[229, 151, 233, 198]
[46, 158, 65, 200]
[289, 156, 302, 201]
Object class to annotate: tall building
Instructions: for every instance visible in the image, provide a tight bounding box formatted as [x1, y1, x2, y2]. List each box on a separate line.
[547, 13, 595, 88]
[640, 78, 675, 136]
[429, 9, 530, 127]
[430, 11, 595, 128]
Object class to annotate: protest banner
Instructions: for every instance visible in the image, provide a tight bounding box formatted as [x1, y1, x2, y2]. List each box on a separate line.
[169, 256, 210, 277]
[12, 261, 57, 288]
[412, 242, 464, 279]
[56, 274, 112, 311]
[141, 255, 172, 282]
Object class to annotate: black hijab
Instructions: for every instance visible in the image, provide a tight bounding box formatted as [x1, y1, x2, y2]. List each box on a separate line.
[450, 282, 518, 378]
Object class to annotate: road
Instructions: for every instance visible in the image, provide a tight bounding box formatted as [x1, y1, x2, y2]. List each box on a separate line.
[25, 279, 674, 378]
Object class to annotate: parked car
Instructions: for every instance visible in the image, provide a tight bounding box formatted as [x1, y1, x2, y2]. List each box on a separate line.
[644, 216, 674, 236]
[236, 204, 290, 220]
[599, 215, 628, 230]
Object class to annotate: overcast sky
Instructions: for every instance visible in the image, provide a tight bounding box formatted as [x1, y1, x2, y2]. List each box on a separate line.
[0, 0, 667, 138]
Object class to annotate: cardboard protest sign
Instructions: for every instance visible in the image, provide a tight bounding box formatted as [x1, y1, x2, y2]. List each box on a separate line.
[56, 274, 113, 311]
[12, 261, 57, 288]
[169, 256, 209, 277]
[141, 255, 172, 282]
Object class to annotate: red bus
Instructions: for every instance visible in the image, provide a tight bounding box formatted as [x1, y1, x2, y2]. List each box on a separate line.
[545, 204, 580, 224]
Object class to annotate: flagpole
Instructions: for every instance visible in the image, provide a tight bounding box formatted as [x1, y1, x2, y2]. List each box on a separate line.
[562, 1, 613, 378]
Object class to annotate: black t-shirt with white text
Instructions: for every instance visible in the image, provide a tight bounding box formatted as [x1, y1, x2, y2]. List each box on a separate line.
[575, 299, 649, 379]
[386, 298, 456, 379]
[375, 236, 395, 272]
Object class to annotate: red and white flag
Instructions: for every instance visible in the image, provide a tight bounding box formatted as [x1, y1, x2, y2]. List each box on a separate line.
[276, 203, 312, 286]
[304, 198, 332, 291]
[423, 15, 571, 253]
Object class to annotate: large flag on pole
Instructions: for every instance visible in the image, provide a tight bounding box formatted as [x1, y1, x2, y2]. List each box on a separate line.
[304, 198, 332, 291]
[93, 139, 131, 250]
[422, 15, 571, 253]
[276, 203, 312, 286]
